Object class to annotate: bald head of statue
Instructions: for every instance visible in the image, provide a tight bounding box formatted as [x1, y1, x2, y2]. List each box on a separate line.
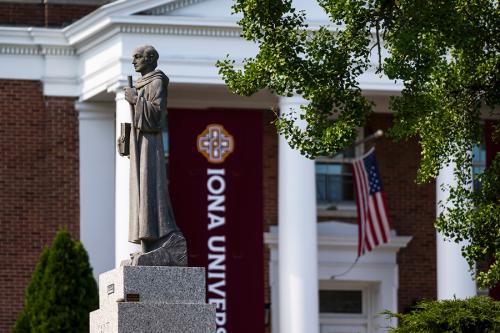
[132, 45, 159, 76]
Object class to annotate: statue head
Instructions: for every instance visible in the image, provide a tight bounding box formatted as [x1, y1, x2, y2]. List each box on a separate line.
[132, 45, 159, 75]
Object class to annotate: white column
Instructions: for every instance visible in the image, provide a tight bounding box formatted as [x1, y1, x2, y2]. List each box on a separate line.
[115, 91, 141, 266]
[77, 102, 116, 278]
[278, 96, 319, 333]
[436, 162, 476, 299]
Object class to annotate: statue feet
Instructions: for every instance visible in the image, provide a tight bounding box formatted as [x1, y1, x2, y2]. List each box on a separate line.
[129, 232, 188, 267]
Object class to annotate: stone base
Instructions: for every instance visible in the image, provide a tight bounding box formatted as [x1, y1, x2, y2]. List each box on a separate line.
[90, 266, 215, 333]
[98, 266, 206, 308]
[90, 302, 215, 333]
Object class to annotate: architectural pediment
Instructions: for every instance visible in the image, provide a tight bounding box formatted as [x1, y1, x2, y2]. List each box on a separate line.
[0, 0, 400, 99]
[135, 0, 237, 19]
[0, 0, 246, 98]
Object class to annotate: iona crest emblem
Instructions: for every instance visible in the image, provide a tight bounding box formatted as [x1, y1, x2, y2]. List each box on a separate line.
[197, 124, 235, 163]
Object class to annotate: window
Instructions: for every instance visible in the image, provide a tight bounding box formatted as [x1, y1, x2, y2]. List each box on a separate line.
[318, 282, 373, 333]
[316, 147, 355, 205]
[472, 141, 486, 192]
[319, 290, 363, 314]
[316, 131, 363, 215]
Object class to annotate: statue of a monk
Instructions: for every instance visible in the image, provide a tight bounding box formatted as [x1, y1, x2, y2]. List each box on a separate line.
[123, 45, 187, 266]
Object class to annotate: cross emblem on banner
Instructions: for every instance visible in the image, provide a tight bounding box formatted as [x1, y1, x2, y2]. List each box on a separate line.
[197, 124, 235, 164]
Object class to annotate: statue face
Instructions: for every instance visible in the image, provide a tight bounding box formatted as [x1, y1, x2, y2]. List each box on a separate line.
[132, 48, 152, 74]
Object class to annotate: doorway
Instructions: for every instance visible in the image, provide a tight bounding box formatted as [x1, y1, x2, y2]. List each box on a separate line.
[319, 281, 374, 333]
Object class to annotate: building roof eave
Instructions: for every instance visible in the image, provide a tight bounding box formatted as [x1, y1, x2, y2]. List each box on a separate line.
[62, 0, 181, 43]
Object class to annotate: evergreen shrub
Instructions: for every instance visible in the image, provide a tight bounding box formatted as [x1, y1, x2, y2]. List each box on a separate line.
[384, 296, 500, 333]
[13, 229, 98, 333]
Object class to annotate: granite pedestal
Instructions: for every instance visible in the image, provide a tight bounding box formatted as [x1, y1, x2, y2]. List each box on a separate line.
[90, 266, 215, 333]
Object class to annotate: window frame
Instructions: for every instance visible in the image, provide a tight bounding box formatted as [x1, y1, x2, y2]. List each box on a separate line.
[315, 129, 364, 218]
[318, 280, 374, 333]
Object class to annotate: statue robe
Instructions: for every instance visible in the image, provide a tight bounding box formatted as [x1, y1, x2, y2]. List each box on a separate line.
[128, 69, 178, 244]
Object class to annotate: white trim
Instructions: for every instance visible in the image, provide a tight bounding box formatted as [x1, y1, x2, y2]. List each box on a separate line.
[42, 76, 79, 96]
[105, 77, 129, 94]
[117, 18, 241, 36]
[0, 0, 110, 4]
[74, 26, 120, 54]
[0, 44, 75, 56]
[266, 233, 412, 250]
[62, 0, 182, 41]
[265, 222, 411, 333]
[0, 27, 67, 45]
[80, 75, 123, 102]
[0, 0, 404, 100]
[0, 44, 39, 55]
[139, 0, 207, 15]
[76, 101, 115, 116]
[41, 46, 76, 56]
[319, 282, 373, 333]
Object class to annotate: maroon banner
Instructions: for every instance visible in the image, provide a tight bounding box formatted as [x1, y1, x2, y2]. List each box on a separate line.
[485, 120, 500, 168]
[485, 120, 500, 300]
[169, 108, 264, 332]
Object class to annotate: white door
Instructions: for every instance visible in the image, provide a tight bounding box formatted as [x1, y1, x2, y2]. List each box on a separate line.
[319, 284, 373, 333]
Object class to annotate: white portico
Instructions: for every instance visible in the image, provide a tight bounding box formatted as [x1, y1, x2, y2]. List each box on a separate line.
[266, 222, 412, 333]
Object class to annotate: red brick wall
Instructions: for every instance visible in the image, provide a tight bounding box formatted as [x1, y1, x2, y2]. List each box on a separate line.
[366, 113, 437, 312]
[0, 80, 80, 332]
[262, 110, 278, 332]
[0, 2, 98, 27]
[263, 110, 278, 232]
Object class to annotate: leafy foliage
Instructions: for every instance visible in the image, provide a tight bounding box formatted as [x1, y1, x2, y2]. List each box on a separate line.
[13, 229, 98, 333]
[218, 0, 373, 157]
[12, 248, 49, 333]
[383, 296, 500, 332]
[218, 0, 500, 287]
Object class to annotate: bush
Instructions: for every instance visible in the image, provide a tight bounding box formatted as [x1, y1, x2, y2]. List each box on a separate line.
[13, 229, 98, 333]
[383, 296, 500, 333]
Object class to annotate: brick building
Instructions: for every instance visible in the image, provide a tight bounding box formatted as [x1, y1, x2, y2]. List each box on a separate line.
[0, 1, 495, 332]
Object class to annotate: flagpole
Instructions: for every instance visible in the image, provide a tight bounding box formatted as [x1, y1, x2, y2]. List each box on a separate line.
[342, 129, 384, 154]
[356, 129, 384, 146]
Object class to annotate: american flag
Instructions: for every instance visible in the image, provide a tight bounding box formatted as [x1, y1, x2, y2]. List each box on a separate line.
[352, 147, 391, 256]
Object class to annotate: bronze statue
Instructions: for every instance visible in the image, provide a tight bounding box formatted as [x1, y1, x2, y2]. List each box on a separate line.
[123, 45, 187, 266]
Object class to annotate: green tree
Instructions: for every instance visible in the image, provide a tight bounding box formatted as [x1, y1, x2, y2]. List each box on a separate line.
[13, 229, 98, 333]
[13, 248, 49, 333]
[383, 296, 500, 332]
[217, 0, 500, 287]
